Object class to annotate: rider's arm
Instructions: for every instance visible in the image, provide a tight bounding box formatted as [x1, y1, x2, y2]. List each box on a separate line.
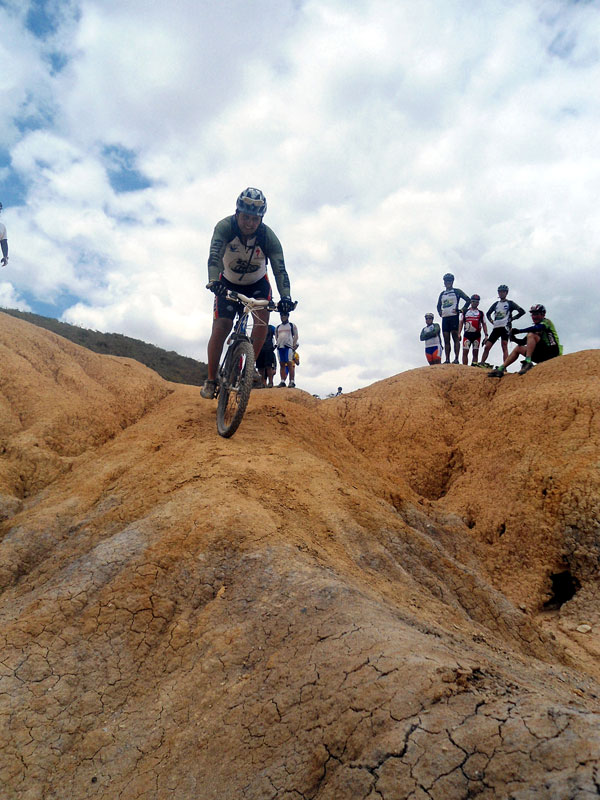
[263, 225, 291, 298]
[458, 288, 470, 311]
[292, 324, 299, 349]
[457, 313, 464, 337]
[510, 301, 526, 320]
[514, 322, 544, 335]
[207, 217, 234, 282]
[481, 313, 488, 336]
[420, 325, 438, 341]
[486, 302, 496, 323]
[436, 293, 443, 316]
[0, 224, 7, 265]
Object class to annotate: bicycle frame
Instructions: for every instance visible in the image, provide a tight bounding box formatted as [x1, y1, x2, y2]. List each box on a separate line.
[221, 290, 277, 358]
[215, 290, 277, 437]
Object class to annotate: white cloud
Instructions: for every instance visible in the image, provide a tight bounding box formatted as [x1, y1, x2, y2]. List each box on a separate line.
[0, 0, 599, 396]
[0, 281, 31, 311]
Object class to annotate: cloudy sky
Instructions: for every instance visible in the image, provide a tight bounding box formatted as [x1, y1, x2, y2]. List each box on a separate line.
[1, 0, 599, 396]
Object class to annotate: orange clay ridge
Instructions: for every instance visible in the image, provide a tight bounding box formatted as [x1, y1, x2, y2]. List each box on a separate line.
[1, 310, 600, 799]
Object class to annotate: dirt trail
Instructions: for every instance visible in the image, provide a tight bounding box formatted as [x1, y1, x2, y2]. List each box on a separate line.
[1, 312, 600, 799]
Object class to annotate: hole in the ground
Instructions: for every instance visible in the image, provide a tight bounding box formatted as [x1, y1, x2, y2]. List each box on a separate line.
[543, 570, 581, 609]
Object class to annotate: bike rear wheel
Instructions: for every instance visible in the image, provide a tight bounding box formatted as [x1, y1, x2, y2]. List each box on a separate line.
[216, 340, 255, 438]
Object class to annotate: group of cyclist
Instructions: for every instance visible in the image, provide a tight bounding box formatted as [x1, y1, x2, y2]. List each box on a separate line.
[421, 272, 562, 377]
[200, 188, 562, 399]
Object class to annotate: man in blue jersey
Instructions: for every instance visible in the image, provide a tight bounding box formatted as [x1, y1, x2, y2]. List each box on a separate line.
[201, 188, 296, 399]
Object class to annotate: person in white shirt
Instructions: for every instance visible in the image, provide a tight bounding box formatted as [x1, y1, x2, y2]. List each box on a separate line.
[276, 312, 299, 387]
[479, 284, 525, 367]
[0, 202, 8, 267]
[419, 313, 442, 365]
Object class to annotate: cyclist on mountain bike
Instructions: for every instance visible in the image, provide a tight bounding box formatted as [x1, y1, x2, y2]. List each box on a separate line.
[201, 188, 295, 399]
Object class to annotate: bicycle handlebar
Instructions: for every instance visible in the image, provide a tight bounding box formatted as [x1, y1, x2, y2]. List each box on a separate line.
[226, 290, 276, 310]
[206, 283, 296, 313]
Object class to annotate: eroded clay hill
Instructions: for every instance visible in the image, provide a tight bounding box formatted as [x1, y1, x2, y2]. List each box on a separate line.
[1, 312, 600, 800]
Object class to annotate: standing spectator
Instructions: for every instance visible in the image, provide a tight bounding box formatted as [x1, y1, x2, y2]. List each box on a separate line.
[458, 295, 488, 366]
[276, 311, 299, 387]
[437, 273, 470, 364]
[0, 202, 9, 267]
[420, 313, 442, 365]
[479, 284, 525, 367]
[335, 387, 343, 396]
[256, 323, 277, 387]
[488, 304, 561, 377]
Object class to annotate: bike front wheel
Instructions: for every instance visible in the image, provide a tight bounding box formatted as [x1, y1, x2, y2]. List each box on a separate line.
[216, 340, 255, 438]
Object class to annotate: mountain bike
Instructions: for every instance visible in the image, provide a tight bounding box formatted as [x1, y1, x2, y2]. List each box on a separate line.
[215, 289, 277, 438]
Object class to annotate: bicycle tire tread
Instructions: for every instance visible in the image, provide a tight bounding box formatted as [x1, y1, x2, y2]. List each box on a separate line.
[216, 340, 255, 437]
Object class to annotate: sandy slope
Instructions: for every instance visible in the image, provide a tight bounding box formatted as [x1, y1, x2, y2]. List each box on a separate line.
[1, 312, 599, 799]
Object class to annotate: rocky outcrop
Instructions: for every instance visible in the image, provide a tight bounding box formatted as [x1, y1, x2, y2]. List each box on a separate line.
[1, 314, 599, 799]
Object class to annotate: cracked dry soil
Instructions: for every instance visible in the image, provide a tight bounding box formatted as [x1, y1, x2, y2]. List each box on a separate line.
[1, 312, 600, 799]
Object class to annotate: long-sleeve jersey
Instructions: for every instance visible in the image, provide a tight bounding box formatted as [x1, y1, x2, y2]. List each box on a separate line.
[420, 323, 441, 348]
[207, 215, 290, 296]
[514, 318, 562, 353]
[437, 287, 470, 317]
[486, 299, 525, 329]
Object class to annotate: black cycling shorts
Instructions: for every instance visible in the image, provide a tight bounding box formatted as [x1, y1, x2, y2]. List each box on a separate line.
[441, 315, 459, 333]
[462, 331, 482, 346]
[532, 342, 560, 364]
[487, 327, 509, 344]
[256, 349, 276, 370]
[213, 275, 272, 321]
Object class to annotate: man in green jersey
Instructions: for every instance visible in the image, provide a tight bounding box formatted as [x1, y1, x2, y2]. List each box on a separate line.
[488, 304, 561, 377]
[201, 188, 295, 399]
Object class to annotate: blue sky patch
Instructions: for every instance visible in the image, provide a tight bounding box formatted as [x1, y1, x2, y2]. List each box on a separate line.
[19, 289, 84, 319]
[25, 0, 58, 39]
[103, 145, 153, 193]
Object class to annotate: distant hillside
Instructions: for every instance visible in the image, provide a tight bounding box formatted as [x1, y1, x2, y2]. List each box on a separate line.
[0, 307, 207, 386]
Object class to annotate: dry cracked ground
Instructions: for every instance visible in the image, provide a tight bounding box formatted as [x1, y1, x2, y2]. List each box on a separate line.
[1, 311, 600, 800]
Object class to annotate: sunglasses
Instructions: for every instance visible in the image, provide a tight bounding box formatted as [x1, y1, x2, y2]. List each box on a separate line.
[241, 197, 264, 207]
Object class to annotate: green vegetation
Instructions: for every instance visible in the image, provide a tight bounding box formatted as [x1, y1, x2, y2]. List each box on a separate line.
[1, 308, 208, 386]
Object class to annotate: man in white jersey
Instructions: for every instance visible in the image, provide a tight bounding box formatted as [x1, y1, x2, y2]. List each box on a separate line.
[436, 273, 470, 363]
[0, 202, 9, 267]
[276, 312, 299, 387]
[479, 285, 525, 367]
[201, 188, 295, 399]
[420, 313, 442, 365]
